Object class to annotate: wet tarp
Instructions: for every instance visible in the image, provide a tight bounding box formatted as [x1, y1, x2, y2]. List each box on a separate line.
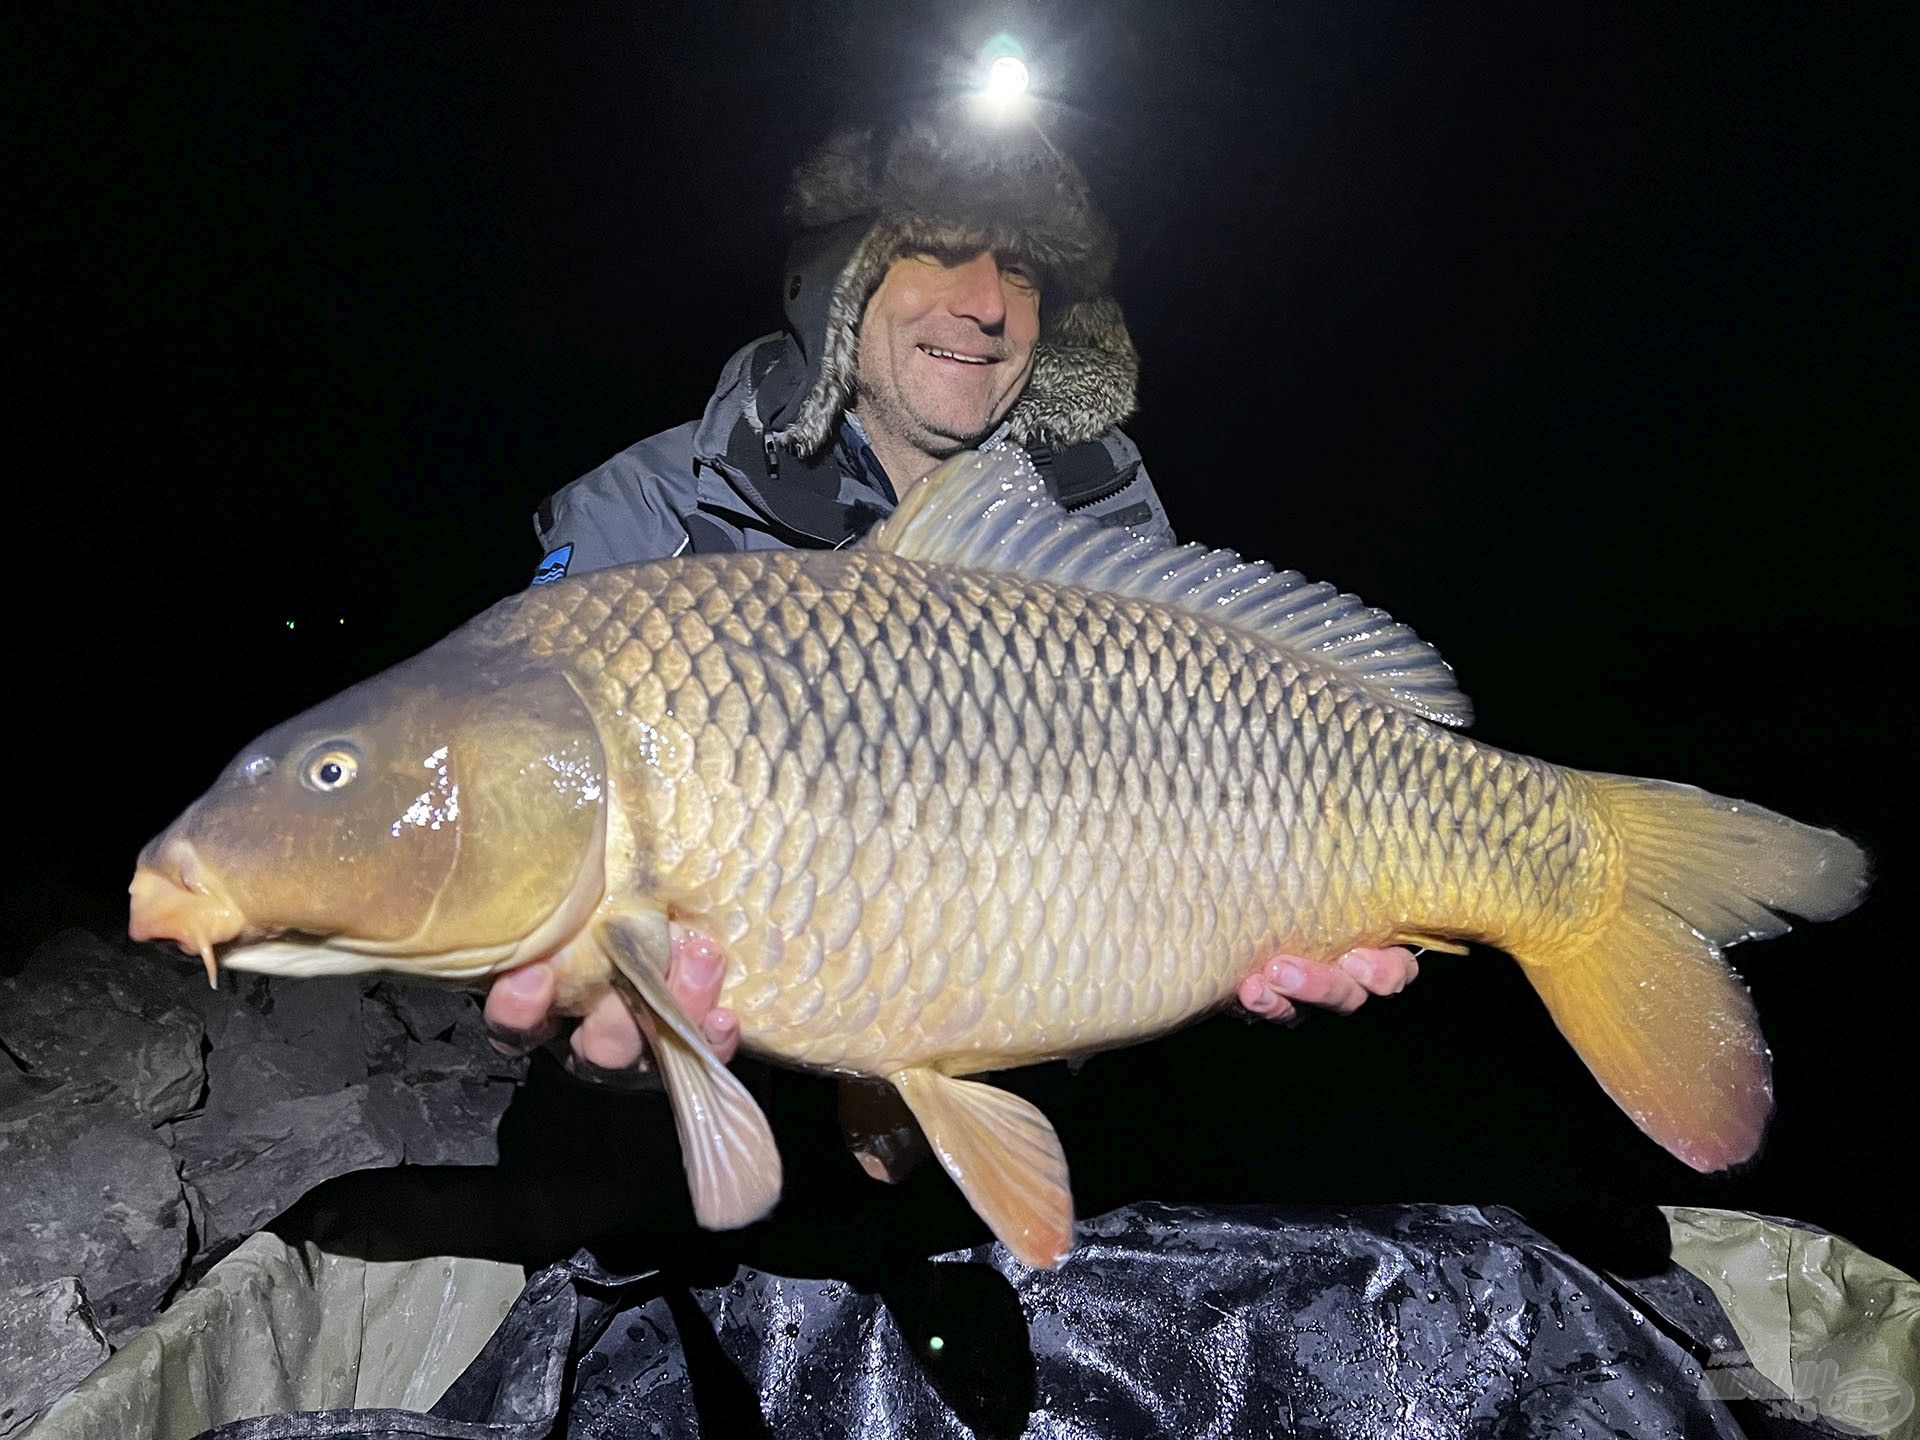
[28, 1202, 1920, 1439]
[1662, 1206, 1919, 1435]
[25, 1234, 526, 1439]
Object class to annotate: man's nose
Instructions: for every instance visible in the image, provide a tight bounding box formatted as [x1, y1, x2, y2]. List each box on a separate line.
[943, 252, 1007, 330]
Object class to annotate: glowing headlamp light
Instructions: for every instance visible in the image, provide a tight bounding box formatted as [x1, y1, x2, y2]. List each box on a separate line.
[973, 33, 1035, 122]
[986, 55, 1030, 100]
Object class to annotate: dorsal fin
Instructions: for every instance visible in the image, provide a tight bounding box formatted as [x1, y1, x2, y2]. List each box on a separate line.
[864, 449, 1474, 726]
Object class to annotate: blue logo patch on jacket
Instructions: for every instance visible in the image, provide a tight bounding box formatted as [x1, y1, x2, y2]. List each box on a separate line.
[532, 544, 573, 586]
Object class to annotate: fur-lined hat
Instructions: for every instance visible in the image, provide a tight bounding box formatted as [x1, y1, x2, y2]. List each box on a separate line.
[771, 109, 1139, 459]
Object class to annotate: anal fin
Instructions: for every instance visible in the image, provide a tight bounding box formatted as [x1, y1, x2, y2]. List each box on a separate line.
[891, 1067, 1074, 1268]
[597, 913, 782, 1230]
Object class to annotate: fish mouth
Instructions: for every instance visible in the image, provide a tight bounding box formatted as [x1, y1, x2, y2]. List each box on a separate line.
[128, 847, 530, 985]
[129, 838, 251, 987]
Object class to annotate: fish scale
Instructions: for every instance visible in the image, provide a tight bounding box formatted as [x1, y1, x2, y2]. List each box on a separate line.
[498, 547, 1597, 1077]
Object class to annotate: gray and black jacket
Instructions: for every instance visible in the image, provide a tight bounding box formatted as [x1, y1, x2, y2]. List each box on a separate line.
[532, 333, 1170, 579]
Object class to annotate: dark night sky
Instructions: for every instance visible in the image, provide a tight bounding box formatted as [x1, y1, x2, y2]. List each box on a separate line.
[9, 4, 1915, 1272]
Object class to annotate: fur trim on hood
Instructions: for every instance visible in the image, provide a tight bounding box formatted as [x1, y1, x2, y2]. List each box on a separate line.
[772, 111, 1139, 459]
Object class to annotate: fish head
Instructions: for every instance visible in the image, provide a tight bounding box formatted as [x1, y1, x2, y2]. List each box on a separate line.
[130, 643, 609, 984]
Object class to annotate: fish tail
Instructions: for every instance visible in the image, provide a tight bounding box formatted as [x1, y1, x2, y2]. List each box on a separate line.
[1510, 773, 1868, 1172]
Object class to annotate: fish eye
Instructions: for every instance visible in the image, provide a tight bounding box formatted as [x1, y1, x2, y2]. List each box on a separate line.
[301, 745, 361, 793]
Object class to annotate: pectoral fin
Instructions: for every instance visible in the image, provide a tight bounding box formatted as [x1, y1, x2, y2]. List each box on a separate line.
[890, 1067, 1074, 1268]
[596, 913, 782, 1230]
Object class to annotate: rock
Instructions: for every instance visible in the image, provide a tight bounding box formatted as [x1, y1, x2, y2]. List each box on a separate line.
[367, 1075, 517, 1167]
[0, 930, 524, 1350]
[172, 1089, 397, 1254]
[0, 930, 204, 1126]
[0, 1276, 110, 1438]
[0, 1082, 190, 1337]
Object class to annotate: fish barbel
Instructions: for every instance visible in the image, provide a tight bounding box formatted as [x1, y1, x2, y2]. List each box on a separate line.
[129, 450, 1868, 1266]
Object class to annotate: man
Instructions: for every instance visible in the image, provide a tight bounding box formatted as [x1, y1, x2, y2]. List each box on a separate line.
[486, 111, 1417, 1100]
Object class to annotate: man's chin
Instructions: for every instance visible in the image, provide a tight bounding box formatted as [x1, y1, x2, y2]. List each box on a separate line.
[907, 409, 1004, 454]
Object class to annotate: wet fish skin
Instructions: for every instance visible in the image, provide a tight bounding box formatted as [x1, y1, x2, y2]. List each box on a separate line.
[131, 450, 1869, 1266]
[498, 548, 1597, 1079]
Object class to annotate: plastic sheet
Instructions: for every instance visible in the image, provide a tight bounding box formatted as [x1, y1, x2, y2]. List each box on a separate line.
[34, 1201, 1917, 1439]
[1661, 1207, 1919, 1436]
[26, 1234, 525, 1440]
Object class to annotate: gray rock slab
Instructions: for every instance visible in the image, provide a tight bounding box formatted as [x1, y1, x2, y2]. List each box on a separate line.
[0, 931, 204, 1126]
[0, 1276, 109, 1439]
[0, 1084, 189, 1338]
[172, 1087, 403, 1255]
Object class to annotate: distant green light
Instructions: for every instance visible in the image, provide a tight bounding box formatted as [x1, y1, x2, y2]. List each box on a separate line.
[285, 620, 296, 631]
[981, 32, 1025, 63]
[928, 1335, 945, 1352]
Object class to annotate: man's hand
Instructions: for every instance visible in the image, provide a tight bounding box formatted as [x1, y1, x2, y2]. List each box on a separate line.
[485, 938, 1419, 1078]
[485, 924, 739, 1080]
[1237, 946, 1420, 1024]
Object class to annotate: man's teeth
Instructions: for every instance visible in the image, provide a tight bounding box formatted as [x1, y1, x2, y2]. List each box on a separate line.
[921, 346, 992, 364]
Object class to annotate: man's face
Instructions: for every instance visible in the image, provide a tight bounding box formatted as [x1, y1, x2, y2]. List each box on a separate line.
[852, 248, 1041, 459]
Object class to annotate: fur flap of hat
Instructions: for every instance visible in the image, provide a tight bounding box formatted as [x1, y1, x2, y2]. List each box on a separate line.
[773, 114, 1139, 459]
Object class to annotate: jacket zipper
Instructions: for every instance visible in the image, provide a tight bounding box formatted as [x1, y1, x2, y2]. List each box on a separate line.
[1059, 464, 1139, 514]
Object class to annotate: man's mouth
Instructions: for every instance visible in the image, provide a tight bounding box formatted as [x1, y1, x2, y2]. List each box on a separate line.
[918, 344, 997, 366]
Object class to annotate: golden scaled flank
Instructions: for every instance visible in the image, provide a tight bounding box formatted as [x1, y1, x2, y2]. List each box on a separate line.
[499, 547, 1609, 1078]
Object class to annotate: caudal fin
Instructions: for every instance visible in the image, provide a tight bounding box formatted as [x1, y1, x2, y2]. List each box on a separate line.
[1516, 775, 1868, 1172]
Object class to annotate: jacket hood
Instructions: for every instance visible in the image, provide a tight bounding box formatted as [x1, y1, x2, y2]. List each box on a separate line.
[770, 109, 1139, 460]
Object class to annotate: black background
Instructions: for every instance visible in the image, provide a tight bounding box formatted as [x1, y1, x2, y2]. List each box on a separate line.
[9, 4, 1914, 1276]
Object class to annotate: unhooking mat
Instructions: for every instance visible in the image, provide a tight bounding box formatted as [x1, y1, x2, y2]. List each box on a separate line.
[27, 1203, 1920, 1440]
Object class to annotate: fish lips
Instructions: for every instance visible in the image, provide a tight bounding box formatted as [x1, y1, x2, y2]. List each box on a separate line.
[129, 837, 253, 984]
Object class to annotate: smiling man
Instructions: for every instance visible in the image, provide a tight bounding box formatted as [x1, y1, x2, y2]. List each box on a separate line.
[491, 110, 1416, 1101]
[853, 245, 1043, 484]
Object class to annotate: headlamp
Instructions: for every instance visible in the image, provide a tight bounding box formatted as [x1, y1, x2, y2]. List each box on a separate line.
[986, 55, 1030, 101]
[972, 33, 1035, 123]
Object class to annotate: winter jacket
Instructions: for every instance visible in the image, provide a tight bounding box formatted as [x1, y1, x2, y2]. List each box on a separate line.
[531, 332, 1172, 580]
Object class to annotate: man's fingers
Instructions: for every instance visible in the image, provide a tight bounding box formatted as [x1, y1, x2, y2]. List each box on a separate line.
[669, 922, 740, 1062]
[702, 1008, 741, 1063]
[1236, 972, 1300, 1025]
[486, 962, 560, 1055]
[1339, 946, 1419, 995]
[1264, 957, 1369, 1014]
[571, 989, 647, 1071]
[493, 924, 743, 1078]
[667, 924, 726, 1012]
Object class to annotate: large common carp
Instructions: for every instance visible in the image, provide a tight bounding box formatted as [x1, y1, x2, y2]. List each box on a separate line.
[130, 450, 1867, 1266]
